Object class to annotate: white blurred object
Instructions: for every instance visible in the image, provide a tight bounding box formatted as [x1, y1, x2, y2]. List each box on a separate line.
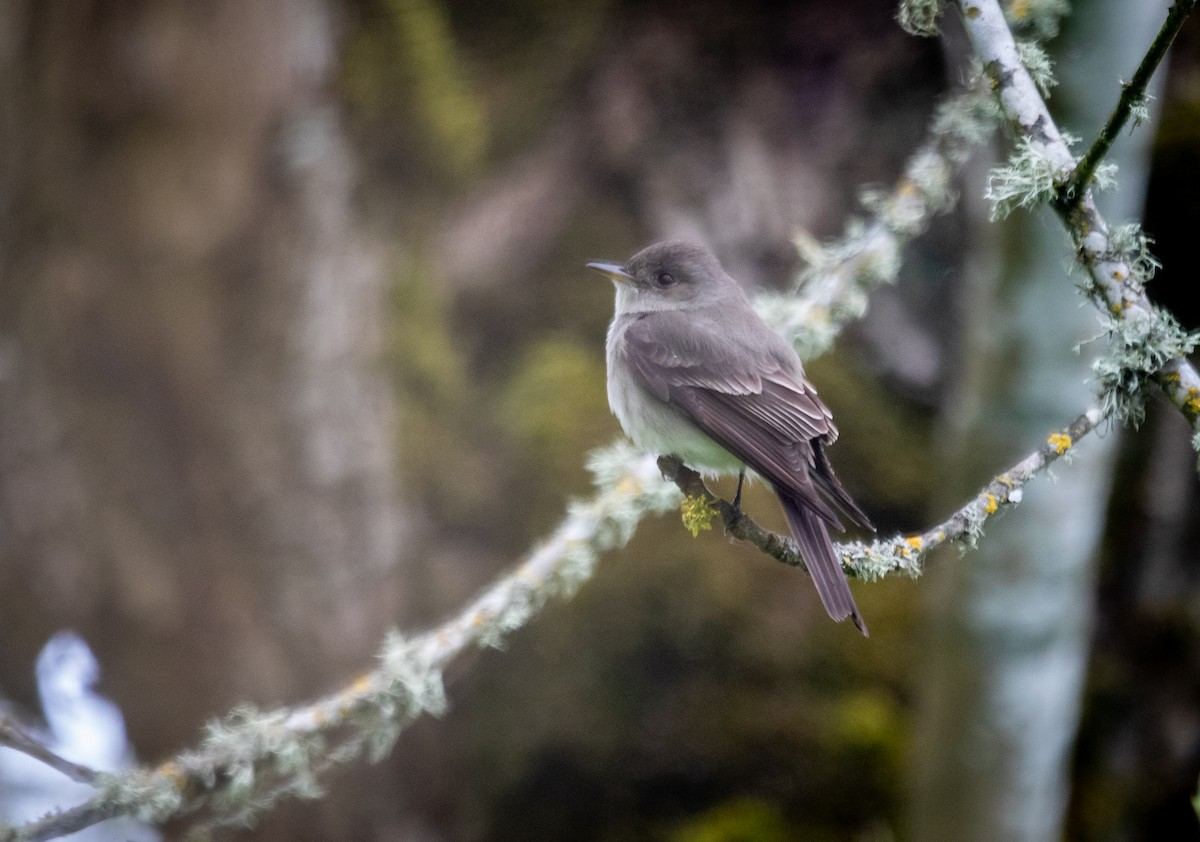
[0, 631, 160, 841]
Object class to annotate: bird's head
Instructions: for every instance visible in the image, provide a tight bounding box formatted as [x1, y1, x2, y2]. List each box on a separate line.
[587, 241, 743, 314]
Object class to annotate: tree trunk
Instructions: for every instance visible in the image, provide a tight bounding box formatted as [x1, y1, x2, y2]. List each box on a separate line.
[911, 2, 1170, 839]
[0, 0, 406, 775]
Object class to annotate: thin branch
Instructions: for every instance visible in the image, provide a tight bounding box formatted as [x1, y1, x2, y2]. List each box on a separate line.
[1062, 0, 1196, 208]
[5, 802, 124, 842]
[956, 0, 1200, 438]
[0, 716, 98, 784]
[658, 401, 1107, 579]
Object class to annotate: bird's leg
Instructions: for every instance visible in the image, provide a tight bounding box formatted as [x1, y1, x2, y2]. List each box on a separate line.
[732, 469, 746, 516]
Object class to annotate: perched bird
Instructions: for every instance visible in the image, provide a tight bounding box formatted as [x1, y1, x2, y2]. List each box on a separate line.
[588, 241, 873, 635]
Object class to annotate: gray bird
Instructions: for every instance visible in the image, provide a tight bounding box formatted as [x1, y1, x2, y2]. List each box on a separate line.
[588, 241, 873, 635]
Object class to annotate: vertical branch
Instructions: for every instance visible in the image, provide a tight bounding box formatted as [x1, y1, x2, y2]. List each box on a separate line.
[1064, 0, 1197, 206]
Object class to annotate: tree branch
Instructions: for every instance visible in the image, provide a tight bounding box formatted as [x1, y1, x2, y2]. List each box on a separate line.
[956, 0, 1200, 441]
[655, 456, 809, 571]
[1063, 0, 1196, 208]
[0, 716, 98, 784]
[658, 401, 1107, 580]
[2, 450, 680, 842]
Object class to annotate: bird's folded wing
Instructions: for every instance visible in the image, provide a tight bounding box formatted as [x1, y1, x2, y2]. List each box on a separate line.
[619, 315, 870, 530]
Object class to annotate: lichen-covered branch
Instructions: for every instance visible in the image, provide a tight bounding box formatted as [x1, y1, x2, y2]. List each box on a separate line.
[659, 402, 1108, 581]
[656, 455, 807, 570]
[955, 0, 1200, 442]
[1, 449, 679, 842]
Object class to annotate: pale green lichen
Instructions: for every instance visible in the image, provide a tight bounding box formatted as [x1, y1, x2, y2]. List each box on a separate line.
[1016, 39, 1057, 97]
[896, 0, 943, 36]
[1093, 306, 1200, 428]
[986, 133, 1116, 220]
[1107, 223, 1161, 285]
[838, 536, 925, 581]
[94, 769, 186, 825]
[931, 85, 1000, 163]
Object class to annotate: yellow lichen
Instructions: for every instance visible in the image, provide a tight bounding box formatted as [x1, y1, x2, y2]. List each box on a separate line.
[1011, 0, 1029, 19]
[1185, 388, 1200, 416]
[680, 494, 720, 537]
[983, 493, 999, 514]
[905, 536, 924, 551]
[156, 761, 187, 790]
[1047, 432, 1072, 455]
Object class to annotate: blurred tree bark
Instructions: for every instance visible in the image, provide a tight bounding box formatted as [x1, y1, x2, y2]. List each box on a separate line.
[0, 0, 407, 820]
[912, 2, 1170, 840]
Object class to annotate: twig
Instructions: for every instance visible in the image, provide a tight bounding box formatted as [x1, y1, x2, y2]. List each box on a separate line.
[657, 401, 1107, 580]
[0, 715, 98, 784]
[1062, 0, 1196, 208]
[956, 0, 1200, 437]
[5, 802, 124, 842]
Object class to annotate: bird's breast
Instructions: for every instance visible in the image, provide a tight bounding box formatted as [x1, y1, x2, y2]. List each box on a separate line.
[605, 318, 743, 475]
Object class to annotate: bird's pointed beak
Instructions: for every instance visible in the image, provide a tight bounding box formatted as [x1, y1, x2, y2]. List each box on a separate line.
[586, 260, 633, 283]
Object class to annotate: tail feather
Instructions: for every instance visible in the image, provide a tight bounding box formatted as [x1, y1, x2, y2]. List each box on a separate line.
[778, 491, 868, 636]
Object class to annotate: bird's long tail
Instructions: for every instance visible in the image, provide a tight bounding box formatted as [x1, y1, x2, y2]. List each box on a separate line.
[778, 492, 868, 637]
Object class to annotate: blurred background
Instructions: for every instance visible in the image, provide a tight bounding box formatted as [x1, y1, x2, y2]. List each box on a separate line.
[1, 0, 1198, 839]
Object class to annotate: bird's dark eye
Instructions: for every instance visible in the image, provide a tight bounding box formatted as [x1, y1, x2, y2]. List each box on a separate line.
[655, 271, 677, 287]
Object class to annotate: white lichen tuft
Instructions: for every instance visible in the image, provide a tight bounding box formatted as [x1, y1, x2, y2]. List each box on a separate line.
[1107, 223, 1161, 284]
[1016, 39, 1057, 97]
[1129, 92, 1154, 130]
[986, 133, 1115, 220]
[986, 138, 1066, 220]
[1093, 307, 1200, 428]
[896, 0, 943, 36]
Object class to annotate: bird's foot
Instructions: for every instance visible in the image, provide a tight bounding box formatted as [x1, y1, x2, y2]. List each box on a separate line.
[731, 469, 746, 516]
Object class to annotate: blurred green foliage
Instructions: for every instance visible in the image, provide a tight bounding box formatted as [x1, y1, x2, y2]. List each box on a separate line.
[343, 0, 487, 177]
[500, 336, 613, 504]
[667, 797, 790, 842]
[805, 353, 934, 520]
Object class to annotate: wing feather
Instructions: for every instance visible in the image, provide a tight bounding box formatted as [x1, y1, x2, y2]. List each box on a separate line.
[619, 313, 870, 531]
